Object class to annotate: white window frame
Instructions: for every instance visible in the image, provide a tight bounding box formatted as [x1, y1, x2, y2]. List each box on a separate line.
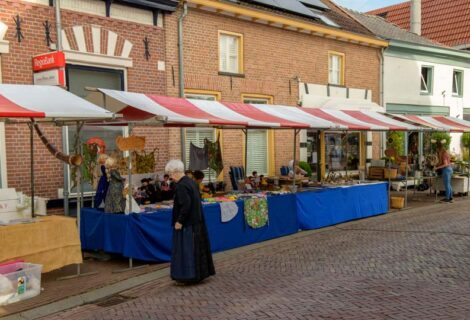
[328, 52, 344, 86]
[218, 31, 243, 74]
[452, 69, 463, 97]
[420, 66, 434, 95]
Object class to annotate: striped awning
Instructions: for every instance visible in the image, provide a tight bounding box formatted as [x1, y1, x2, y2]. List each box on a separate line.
[392, 114, 470, 132]
[94, 89, 428, 131]
[0, 85, 115, 121]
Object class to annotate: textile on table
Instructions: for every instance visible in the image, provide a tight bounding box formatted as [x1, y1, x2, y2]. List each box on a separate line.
[244, 197, 269, 229]
[219, 201, 238, 223]
[204, 135, 223, 176]
[105, 169, 125, 213]
[94, 165, 108, 208]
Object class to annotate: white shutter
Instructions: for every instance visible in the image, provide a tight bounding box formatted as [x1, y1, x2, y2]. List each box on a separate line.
[329, 55, 340, 85]
[246, 130, 268, 175]
[219, 35, 228, 72]
[228, 36, 239, 73]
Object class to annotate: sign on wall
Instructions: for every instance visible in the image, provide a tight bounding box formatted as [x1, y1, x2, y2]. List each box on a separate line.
[32, 51, 66, 86]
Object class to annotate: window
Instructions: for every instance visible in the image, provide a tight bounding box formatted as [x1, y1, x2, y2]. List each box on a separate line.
[420, 66, 433, 94]
[243, 95, 272, 175]
[219, 31, 243, 74]
[464, 114, 470, 121]
[328, 52, 344, 85]
[452, 70, 463, 97]
[184, 91, 219, 180]
[325, 132, 360, 171]
[65, 64, 125, 195]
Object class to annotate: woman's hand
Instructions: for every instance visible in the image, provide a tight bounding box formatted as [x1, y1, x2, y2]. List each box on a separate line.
[175, 222, 183, 230]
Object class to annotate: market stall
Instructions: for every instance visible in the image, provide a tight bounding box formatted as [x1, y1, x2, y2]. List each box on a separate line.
[0, 84, 116, 273]
[76, 89, 433, 262]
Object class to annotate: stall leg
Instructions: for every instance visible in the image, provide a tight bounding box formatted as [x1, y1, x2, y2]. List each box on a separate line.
[404, 131, 409, 208]
[113, 124, 148, 273]
[292, 129, 299, 190]
[58, 122, 98, 281]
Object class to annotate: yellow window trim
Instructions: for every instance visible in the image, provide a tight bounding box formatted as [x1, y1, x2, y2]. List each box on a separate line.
[184, 89, 222, 101]
[241, 93, 274, 104]
[328, 51, 345, 86]
[189, 0, 389, 48]
[218, 30, 244, 74]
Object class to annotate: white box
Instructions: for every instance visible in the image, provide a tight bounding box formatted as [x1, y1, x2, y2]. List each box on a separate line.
[0, 262, 42, 306]
[0, 189, 21, 223]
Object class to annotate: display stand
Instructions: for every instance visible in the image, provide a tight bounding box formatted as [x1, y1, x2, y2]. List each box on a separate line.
[58, 122, 98, 280]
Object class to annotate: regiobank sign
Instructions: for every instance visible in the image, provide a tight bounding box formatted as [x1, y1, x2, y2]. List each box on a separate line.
[32, 51, 66, 86]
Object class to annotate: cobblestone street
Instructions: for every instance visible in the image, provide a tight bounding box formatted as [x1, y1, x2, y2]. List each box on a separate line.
[44, 200, 470, 320]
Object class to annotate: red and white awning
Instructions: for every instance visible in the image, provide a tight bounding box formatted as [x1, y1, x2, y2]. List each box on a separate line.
[92, 89, 426, 131]
[0, 85, 115, 121]
[392, 115, 470, 132]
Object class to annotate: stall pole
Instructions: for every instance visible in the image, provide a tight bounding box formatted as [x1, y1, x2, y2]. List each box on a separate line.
[113, 123, 148, 273]
[388, 153, 391, 212]
[317, 130, 322, 183]
[404, 131, 409, 208]
[292, 129, 299, 190]
[467, 147, 470, 197]
[29, 122, 35, 217]
[58, 121, 98, 280]
[243, 129, 248, 175]
[345, 132, 349, 180]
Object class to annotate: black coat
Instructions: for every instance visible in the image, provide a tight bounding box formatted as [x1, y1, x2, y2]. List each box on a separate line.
[172, 176, 203, 226]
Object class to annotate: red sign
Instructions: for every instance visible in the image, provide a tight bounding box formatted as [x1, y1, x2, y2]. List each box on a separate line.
[32, 51, 65, 72]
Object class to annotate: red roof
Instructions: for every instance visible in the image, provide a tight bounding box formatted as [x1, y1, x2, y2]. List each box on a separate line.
[368, 0, 470, 48]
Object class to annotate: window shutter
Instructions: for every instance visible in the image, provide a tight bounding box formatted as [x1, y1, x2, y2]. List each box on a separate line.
[247, 130, 268, 175]
[219, 35, 228, 72]
[329, 55, 340, 85]
[228, 36, 239, 73]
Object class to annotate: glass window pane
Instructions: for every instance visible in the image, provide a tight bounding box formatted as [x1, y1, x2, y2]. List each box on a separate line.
[325, 132, 360, 171]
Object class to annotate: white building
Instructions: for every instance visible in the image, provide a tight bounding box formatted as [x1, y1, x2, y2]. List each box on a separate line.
[350, 11, 470, 155]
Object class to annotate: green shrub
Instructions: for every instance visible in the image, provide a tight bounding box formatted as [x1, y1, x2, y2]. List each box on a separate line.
[298, 161, 312, 177]
[430, 132, 451, 149]
[386, 131, 404, 155]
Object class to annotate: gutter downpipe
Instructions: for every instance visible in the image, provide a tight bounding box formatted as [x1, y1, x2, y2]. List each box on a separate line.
[178, 2, 188, 168]
[379, 47, 386, 158]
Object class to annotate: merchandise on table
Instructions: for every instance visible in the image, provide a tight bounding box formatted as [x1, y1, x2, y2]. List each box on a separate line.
[0, 262, 42, 306]
[244, 197, 269, 229]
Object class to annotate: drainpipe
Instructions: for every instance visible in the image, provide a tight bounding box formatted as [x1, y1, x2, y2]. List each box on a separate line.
[54, 0, 62, 51]
[378, 47, 386, 158]
[178, 2, 188, 167]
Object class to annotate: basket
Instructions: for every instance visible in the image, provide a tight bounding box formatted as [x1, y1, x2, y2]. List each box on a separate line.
[390, 196, 404, 209]
[384, 168, 398, 179]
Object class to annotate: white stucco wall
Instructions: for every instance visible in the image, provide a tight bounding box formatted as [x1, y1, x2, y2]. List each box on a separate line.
[384, 54, 470, 154]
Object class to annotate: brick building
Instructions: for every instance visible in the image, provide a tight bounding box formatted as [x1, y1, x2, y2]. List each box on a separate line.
[0, 0, 387, 209]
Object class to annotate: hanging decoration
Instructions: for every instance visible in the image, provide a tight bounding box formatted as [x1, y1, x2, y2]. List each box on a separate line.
[13, 14, 24, 43]
[116, 136, 145, 152]
[143, 36, 151, 61]
[43, 20, 52, 47]
[134, 148, 158, 174]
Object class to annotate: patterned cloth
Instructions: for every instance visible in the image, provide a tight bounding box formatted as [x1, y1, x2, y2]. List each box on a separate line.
[220, 201, 239, 223]
[244, 197, 269, 229]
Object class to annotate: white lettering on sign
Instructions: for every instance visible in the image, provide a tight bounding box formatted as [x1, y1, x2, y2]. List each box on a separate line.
[33, 69, 65, 86]
[34, 56, 55, 70]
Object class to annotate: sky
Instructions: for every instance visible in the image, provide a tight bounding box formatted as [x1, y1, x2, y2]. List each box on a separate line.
[333, 0, 407, 12]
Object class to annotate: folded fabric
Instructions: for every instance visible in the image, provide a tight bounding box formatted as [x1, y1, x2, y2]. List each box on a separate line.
[244, 197, 269, 229]
[220, 201, 239, 223]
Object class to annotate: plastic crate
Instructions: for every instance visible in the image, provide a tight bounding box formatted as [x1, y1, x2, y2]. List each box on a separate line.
[0, 261, 42, 306]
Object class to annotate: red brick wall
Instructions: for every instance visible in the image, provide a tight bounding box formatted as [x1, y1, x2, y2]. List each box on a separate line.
[0, 0, 167, 198]
[164, 7, 381, 182]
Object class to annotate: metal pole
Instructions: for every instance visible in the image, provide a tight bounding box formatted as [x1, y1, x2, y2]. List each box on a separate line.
[292, 129, 298, 190]
[345, 132, 349, 180]
[244, 129, 248, 174]
[388, 155, 391, 211]
[54, 0, 62, 51]
[29, 122, 35, 217]
[317, 130, 321, 183]
[128, 124, 133, 213]
[467, 148, 470, 197]
[404, 131, 409, 208]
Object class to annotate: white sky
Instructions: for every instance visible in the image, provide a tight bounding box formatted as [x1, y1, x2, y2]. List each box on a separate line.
[333, 0, 407, 12]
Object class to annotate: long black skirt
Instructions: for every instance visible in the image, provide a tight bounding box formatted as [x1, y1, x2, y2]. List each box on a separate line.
[171, 222, 215, 283]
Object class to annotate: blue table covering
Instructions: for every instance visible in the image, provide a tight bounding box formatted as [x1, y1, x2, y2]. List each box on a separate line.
[296, 182, 389, 230]
[81, 193, 299, 262]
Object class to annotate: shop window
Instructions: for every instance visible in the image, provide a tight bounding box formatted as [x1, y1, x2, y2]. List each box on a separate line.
[420, 66, 433, 94]
[219, 31, 243, 74]
[328, 52, 344, 86]
[65, 65, 125, 195]
[184, 91, 219, 180]
[243, 95, 272, 175]
[325, 132, 360, 171]
[452, 70, 463, 97]
[464, 114, 470, 121]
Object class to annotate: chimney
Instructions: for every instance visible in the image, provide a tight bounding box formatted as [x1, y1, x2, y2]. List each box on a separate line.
[410, 0, 422, 35]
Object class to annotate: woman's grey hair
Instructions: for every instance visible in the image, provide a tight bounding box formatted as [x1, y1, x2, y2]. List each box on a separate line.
[165, 159, 185, 175]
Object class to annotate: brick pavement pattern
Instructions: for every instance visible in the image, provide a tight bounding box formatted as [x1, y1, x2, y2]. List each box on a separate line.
[43, 201, 470, 320]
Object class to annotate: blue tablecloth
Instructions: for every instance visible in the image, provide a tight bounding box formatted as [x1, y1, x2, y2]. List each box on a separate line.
[296, 182, 389, 230]
[81, 193, 299, 262]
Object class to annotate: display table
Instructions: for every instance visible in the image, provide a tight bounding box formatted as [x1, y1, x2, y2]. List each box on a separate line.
[435, 175, 469, 194]
[0, 216, 83, 273]
[81, 193, 299, 262]
[296, 182, 389, 230]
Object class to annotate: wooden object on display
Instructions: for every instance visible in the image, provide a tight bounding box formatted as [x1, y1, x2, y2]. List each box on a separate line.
[368, 166, 384, 180]
[116, 136, 146, 151]
[33, 122, 82, 166]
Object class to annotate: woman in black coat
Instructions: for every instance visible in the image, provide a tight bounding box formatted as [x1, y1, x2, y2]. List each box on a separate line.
[165, 160, 215, 283]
